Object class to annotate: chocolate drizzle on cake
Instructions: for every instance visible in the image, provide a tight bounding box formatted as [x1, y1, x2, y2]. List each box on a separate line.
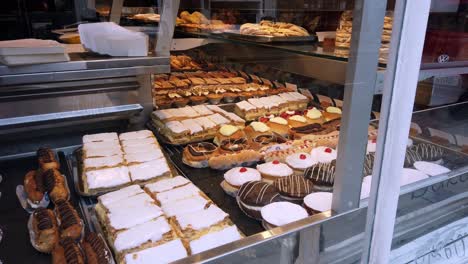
[405, 143, 444, 167]
[85, 233, 110, 264]
[60, 238, 83, 264]
[273, 175, 314, 198]
[363, 153, 375, 176]
[237, 181, 280, 206]
[43, 169, 56, 192]
[220, 138, 247, 152]
[304, 161, 336, 186]
[37, 147, 54, 163]
[34, 208, 53, 230]
[188, 142, 217, 156]
[56, 200, 79, 230]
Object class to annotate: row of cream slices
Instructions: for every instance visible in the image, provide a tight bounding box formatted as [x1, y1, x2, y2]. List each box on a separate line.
[234, 92, 309, 120]
[96, 177, 242, 264]
[82, 130, 171, 194]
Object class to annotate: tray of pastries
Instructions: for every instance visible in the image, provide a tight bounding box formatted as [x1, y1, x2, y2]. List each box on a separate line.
[89, 177, 244, 264]
[224, 20, 316, 43]
[177, 11, 234, 33]
[72, 130, 178, 197]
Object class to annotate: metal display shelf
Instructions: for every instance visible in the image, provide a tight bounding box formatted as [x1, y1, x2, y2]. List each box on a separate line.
[0, 51, 170, 86]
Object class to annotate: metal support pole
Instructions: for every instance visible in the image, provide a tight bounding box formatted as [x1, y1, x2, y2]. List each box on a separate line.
[155, 0, 180, 57]
[332, 0, 387, 213]
[361, 0, 431, 263]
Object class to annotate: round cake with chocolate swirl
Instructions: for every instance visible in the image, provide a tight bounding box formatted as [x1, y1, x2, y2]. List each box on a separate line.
[236, 181, 281, 220]
[404, 143, 445, 167]
[303, 161, 336, 191]
[273, 175, 314, 203]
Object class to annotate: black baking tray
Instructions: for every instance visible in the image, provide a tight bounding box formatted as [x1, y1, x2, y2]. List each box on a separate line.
[0, 151, 90, 264]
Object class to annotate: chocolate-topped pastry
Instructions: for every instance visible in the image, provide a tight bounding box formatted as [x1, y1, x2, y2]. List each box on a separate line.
[82, 232, 111, 264]
[208, 138, 262, 170]
[363, 153, 375, 176]
[290, 119, 340, 139]
[43, 168, 69, 203]
[236, 181, 281, 220]
[404, 143, 445, 167]
[303, 161, 336, 191]
[31, 207, 59, 253]
[24, 170, 46, 206]
[55, 200, 83, 240]
[37, 147, 60, 171]
[273, 175, 314, 203]
[182, 142, 218, 168]
[52, 237, 85, 264]
[219, 138, 248, 153]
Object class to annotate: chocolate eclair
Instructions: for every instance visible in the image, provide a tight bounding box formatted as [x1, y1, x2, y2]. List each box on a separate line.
[24, 170, 45, 205]
[273, 175, 314, 203]
[43, 169, 69, 203]
[218, 138, 248, 154]
[55, 200, 83, 240]
[182, 142, 218, 168]
[52, 237, 85, 264]
[208, 138, 262, 170]
[303, 161, 336, 191]
[404, 143, 445, 167]
[82, 232, 111, 264]
[37, 147, 60, 171]
[236, 181, 281, 220]
[31, 207, 59, 253]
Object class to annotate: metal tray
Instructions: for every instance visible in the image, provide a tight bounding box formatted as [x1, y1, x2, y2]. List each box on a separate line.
[223, 30, 317, 43]
[71, 147, 180, 197]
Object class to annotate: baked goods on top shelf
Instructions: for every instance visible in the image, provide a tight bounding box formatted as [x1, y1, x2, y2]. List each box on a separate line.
[130, 13, 160, 23]
[240, 20, 310, 37]
[177, 11, 234, 32]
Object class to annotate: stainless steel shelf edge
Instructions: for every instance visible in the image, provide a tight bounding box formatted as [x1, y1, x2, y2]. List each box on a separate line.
[0, 104, 143, 129]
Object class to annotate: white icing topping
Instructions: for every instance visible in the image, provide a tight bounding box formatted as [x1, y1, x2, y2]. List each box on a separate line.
[286, 110, 295, 115]
[84, 145, 122, 158]
[128, 159, 170, 182]
[83, 140, 120, 150]
[161, 195, 209, 217]
[407, 138, 414, 147]
[224, 167, 261, 187]
[310, 147, 337, 163]
[86, 166, 130, 189]
[289, 115, 307, 123]
[179, 106, 199, 118]
[165, 121, 188, 134]
[401, 168, 429, 186]
[153, 110, 172, 120]
[326, 106, 342, 114]
[176, 205, 228, 231]
[98, 185, 143, 207]
[413, 161, 450, 176]
[248, 98, 266, 109]
[208, 113, 230, 125]
[256, 161, 293, 177]
[192, 105, 214, 116]
[124, 149, 163, 163]
[193, 117, 217, 129]
[189, 225, 242, 254]
[285, 153, 316, 169]
[288, 92, 307, 100]
[124, 239, 187, 264]
[219, 125, 239, 136]
[121, 137, 158, 147]
[181, 119, 204, 135]
[84, 155, 123, 169]
[306, 108, 322, 119]
[360, 177, 372, 199]
[236, 101, 256, 111]
[119, 130, 154, 141]
[83, 132, 118, 143]
[304, 192, 332, 212]
[269, 117, 288, 125]
[114, 216, 171, 252]
[155, 183, 200, 204]
[145, 176, 190, 193]
[122, 144, 160, 154]
[366, 139, 377, 153]
[250, 122, 270, 132]
[261, 202, 308, 226]
[224, 112, 245, 123]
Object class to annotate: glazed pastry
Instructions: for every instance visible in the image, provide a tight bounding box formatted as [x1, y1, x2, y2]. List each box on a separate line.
[404, 143, 445, 167]
[304, 107, 325, 124]
[213, 124, 246, 146]
[37, 147, 60, 170]
[31, 208, 59, 253]
[55, 200, 83, 240]
[43, 169, 69, 203]
[303, 192, 333, 215]
[24, 170, 45, 205]
[322, 106, 342, 122]
[236, 181, 281, 220]
[82, 232, 112, 264]
[267, 117, 290, 138]
[221, 167, 262, 197]
[288, 115, 309, 128]
[182, 142, 218, 168]
[244, 121, 272, 139]
[256, 160, 293, 183]
[273, 175, 314, 203]
[52, 237, 85, 264]
[261, 202, 308, 229]
[285, 153, 316, 175]
[303, 161, 336, 191]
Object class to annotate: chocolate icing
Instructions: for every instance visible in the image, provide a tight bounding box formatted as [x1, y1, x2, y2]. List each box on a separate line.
[85, 233, 110, 264]
[188, 142, 217, 157]
[273, 175, 314, 198]
[37, 147, 54, 163]
[303, 161, 336, 186]
[220, 138, 247, 152]
[34, 171, 45, 193]
[60, 238, 83, 264]
[34, 208, 53, 230]
[237, 181, 281, 206]
[43, 169, 56, 192]
[363, 153, 375, 176]
[404, 143, 445, 167]
[56, 200, 79, 230]
[291, 123, 325, 134]
[253, 135, 275, 145]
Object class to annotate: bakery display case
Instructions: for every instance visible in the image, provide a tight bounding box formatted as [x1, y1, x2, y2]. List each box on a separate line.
[0, 0, 468, 263]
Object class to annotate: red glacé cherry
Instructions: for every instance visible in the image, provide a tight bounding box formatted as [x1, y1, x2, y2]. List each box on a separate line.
[259, 117, 269, 123]
[272, 160, 280, 164]
[279, 112, 289, 119]
[239, 167, 247, 173]
[299, 154, 307, 160]
[372, 139, 377, 143]
[324, 148, 332, 153]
